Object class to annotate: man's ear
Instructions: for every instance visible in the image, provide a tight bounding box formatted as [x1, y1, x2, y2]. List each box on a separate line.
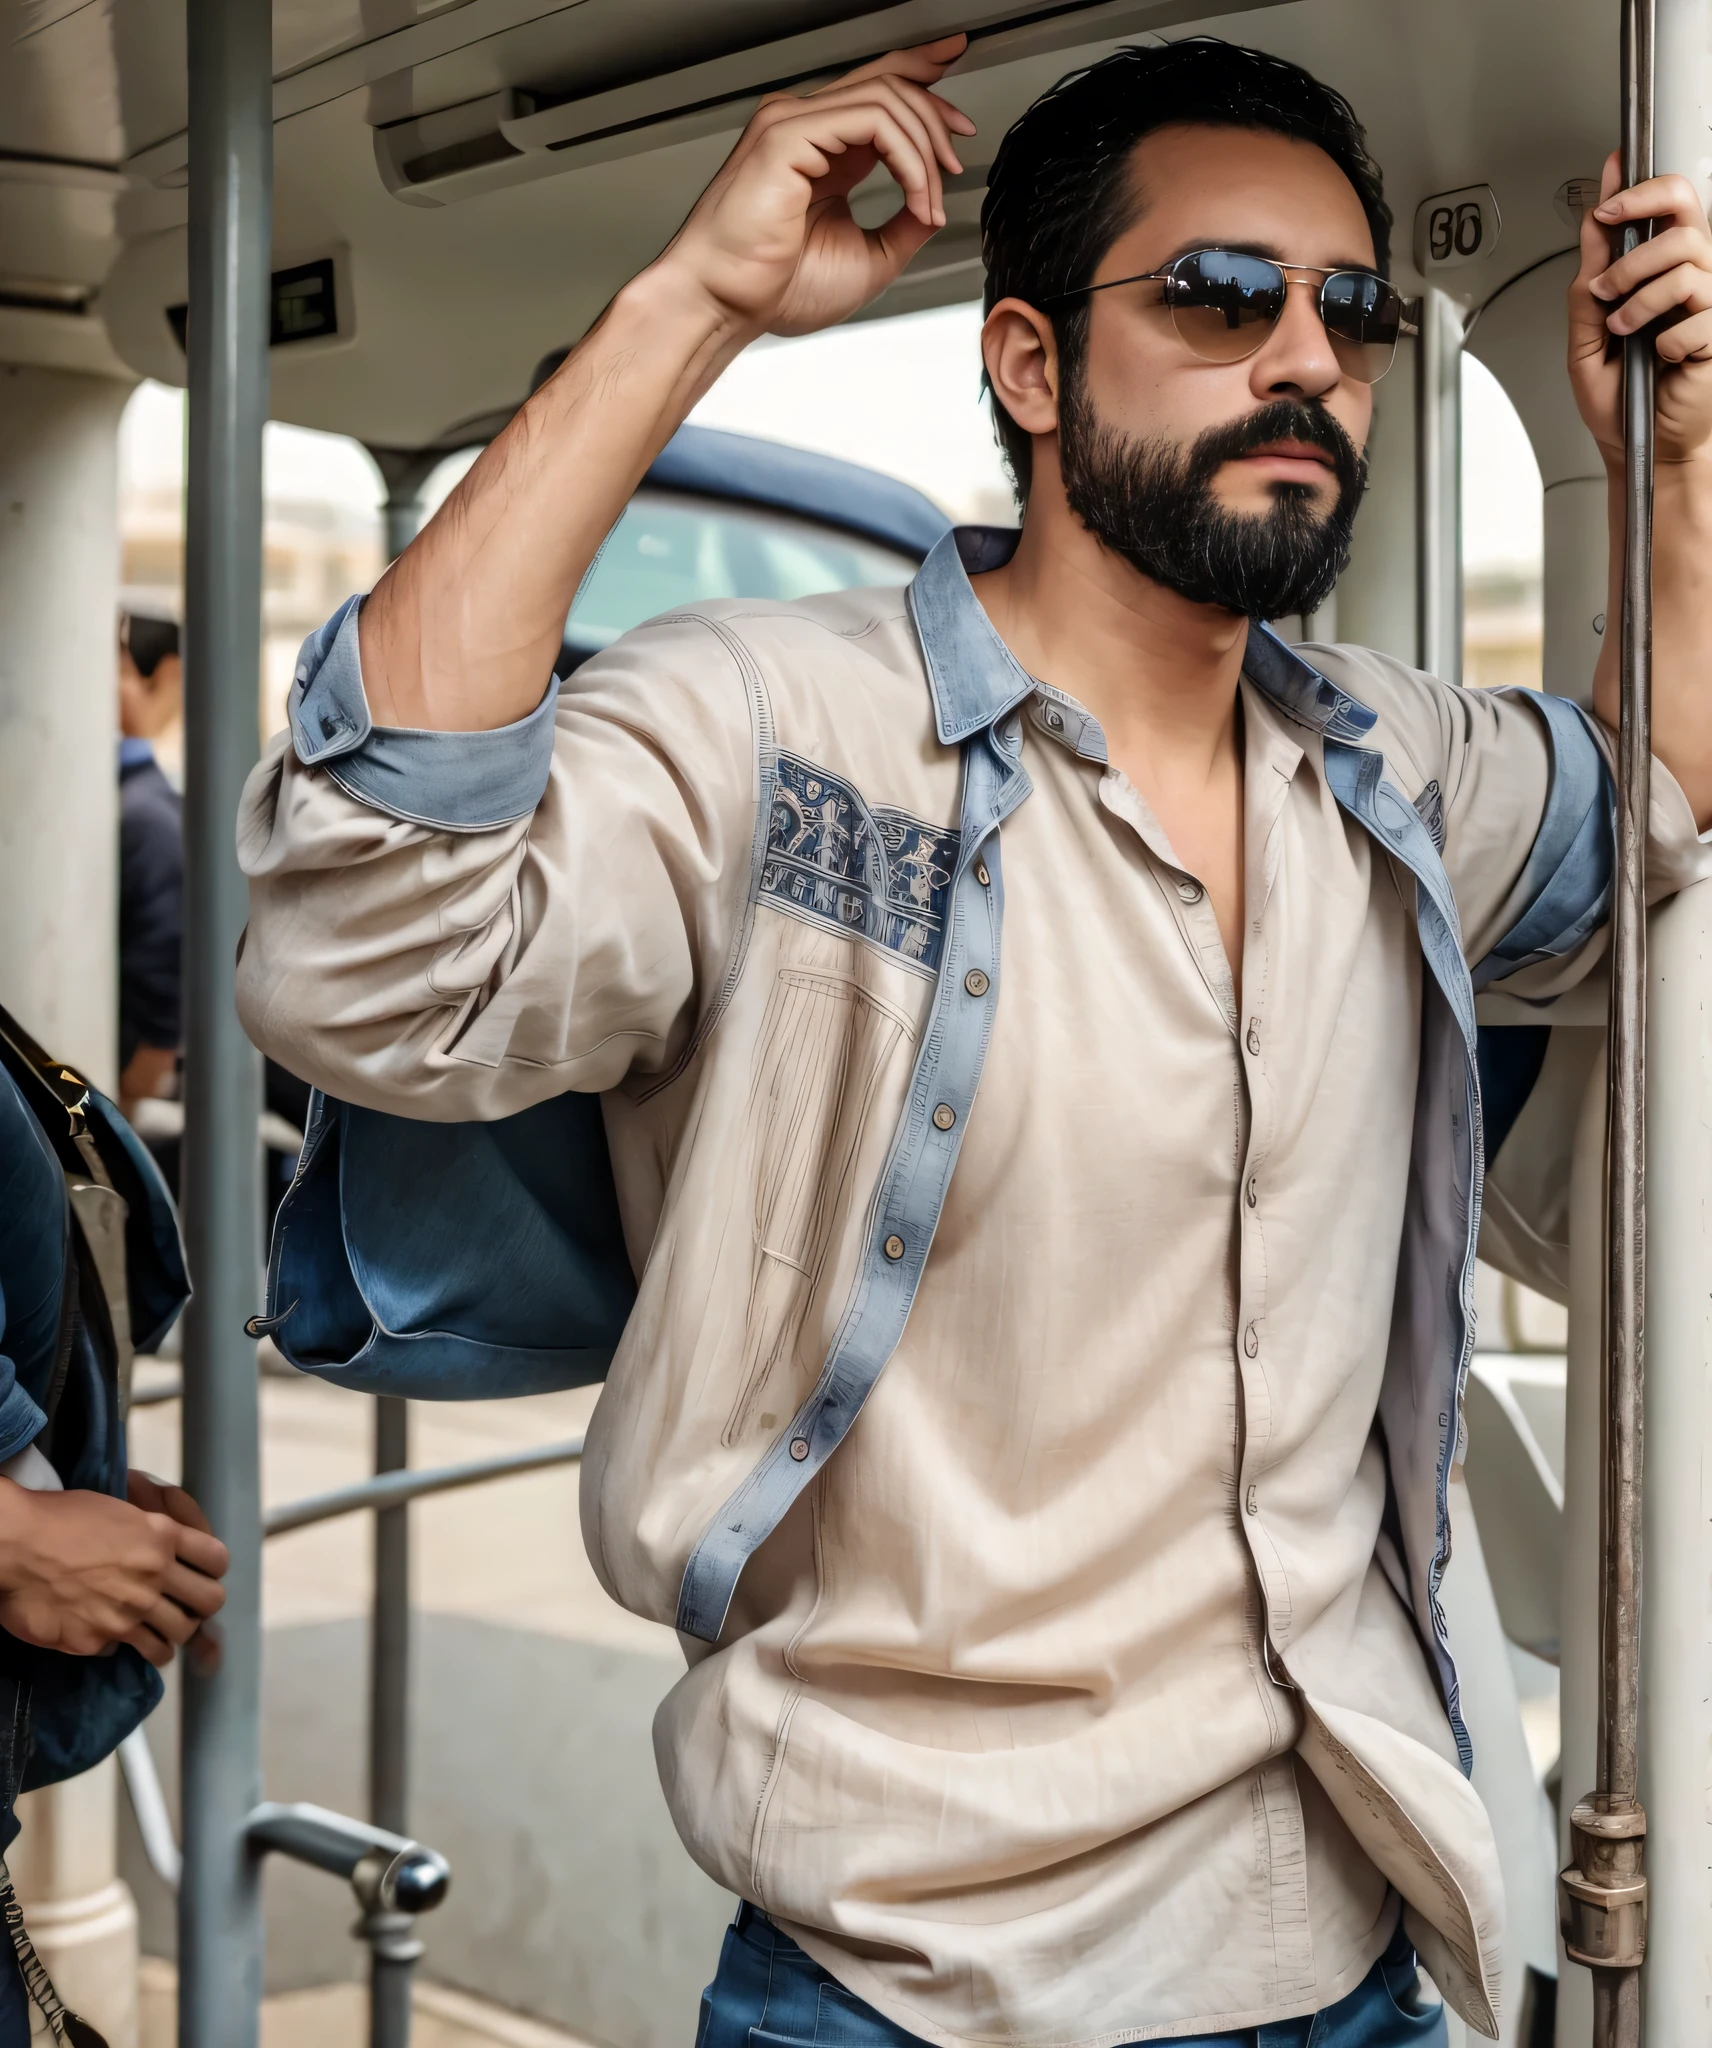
[982, 298, 1061, 440]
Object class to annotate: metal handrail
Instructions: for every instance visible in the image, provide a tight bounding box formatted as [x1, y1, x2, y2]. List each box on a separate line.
[119, 1408, 571, 2044]
[1557, 7, 1655, 2044]
[131, 1373, 183, 1408]
[263, 1437, 585, 1537]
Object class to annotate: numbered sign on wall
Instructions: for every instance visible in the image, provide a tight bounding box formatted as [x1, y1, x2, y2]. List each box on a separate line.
[1413, 185, 1501, 272]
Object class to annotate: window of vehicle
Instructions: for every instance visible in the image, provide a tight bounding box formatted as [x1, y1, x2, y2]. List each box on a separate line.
[567, 488, 920, 648]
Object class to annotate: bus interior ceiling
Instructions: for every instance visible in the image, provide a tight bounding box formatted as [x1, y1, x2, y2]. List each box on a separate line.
[2, 5, 1700, 2048]
[8, 0, 1615, 455]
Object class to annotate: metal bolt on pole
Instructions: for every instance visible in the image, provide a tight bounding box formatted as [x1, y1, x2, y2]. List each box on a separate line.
[1557, 3, 1655, 2042]
[178, 1, 272, 2043]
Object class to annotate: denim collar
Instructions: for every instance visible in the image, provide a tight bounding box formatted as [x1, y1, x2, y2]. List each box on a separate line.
[907, 526, 1378, 747]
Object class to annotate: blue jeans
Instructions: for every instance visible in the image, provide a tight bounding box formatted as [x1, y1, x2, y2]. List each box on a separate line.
[695, 1903, 1448, 2048]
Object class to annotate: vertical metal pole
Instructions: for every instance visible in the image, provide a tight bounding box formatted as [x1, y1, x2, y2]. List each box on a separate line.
[362, 482, 428, 2048]
[367, 1395, 416, 2048]
[1560, 4, 1654, 2042]
[179, 2, 271, 2044]
[1416, 286, 1464, 683]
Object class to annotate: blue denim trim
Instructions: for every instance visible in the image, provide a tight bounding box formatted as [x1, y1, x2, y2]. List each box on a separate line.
[1471, 690, 1615, 992]
[288, 596, 561, 832]
[676, 712, 1031, 1641]
[1242, 622, 1380, 742]
[0, 1385, 46, 1470]
[763, 753, 959, 975]
[1323, 738, 1478, 1778]
[912, 529, 1038, 743]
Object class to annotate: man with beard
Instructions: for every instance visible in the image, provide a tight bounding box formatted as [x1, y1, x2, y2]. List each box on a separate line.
[236, 34, 1712, 2048]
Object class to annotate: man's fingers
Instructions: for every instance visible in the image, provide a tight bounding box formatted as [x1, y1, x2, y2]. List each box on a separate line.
[157, 1482, 216, 1537]
[171, 1522, 230, 1580]
[889, 75, 975, 173]
[1595, 170, 1709, 235]
[116, 1623, 176, 1669]
[1605, 261, 1712, 334]
[137, 1595, 200, 1648]
[815, 35, 969, 93]
[778, 99, 941, 226]
[161, 1559, 227, 1619]
[1592, 223, 1712, 304]
[858, 80, 955, 207]
[1656, 306, 1712, 364]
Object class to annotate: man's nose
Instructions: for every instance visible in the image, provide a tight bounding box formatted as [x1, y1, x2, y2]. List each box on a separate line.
[1248, 275, 1341, 403]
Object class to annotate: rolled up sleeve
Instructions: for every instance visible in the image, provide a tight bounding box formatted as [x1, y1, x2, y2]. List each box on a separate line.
[1312, 646, 1712, 993]
[238, 604, 762, 1122]
[288, 598, 562, 831]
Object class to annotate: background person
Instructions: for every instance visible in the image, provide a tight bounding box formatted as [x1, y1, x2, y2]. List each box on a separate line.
[116, 604, 184, 1120]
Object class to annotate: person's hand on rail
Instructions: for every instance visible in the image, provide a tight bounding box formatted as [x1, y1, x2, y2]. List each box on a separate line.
[0, 1470, 228, 1668]
[359, 35, 974, 735]
[1569, 149, 1712, 823]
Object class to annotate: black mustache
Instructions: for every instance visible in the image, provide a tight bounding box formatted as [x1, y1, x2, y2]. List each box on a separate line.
[1185, 401, 1364, 495]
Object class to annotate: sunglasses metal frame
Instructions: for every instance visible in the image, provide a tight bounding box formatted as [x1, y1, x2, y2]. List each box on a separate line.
[1042, 250, 1420, 383]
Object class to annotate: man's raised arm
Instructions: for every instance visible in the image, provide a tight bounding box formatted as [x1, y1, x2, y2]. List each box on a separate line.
[358, 37, 976, 736]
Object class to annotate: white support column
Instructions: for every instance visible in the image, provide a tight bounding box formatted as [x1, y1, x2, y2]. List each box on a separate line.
[11, 1759, 139, 2048]
[0, 358, 141, 2044]
[1542, 479, 1609, 708]
[1416, 287, 1464, 684]
[1336, 311, 1417, 662]
[1637, 882, 1712, 2037]
[1557, 1049, 1608, 2048]
[1634, 6, 1712, 2035]
[0, 365, 131, 1087]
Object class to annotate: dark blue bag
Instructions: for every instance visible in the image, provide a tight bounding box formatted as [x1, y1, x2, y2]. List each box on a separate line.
[253, 1089, 636, 1398]
[0, 1007, 191, 1794]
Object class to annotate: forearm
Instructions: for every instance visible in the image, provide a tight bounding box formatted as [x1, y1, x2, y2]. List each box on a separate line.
[360, 265, 752, 733]
[1594, 455, 1712, 827]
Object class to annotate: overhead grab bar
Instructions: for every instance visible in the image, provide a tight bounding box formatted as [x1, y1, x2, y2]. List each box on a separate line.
[1557, 4, 1655, 2043]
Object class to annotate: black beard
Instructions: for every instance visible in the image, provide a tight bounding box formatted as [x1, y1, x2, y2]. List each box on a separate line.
[1057, 385, 1368, 621]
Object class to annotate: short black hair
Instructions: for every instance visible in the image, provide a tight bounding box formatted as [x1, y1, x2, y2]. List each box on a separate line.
[980, 38, 1392, 497]
[122, 612, 180, 679]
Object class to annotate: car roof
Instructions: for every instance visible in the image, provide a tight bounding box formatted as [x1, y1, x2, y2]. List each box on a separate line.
[642, 423, 954, 561]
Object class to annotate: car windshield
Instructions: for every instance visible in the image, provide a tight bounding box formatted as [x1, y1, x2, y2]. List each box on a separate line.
[568, 487, 921, 647]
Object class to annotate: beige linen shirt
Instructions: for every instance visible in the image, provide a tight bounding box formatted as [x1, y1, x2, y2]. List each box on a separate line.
[236, 540, 1711, 2047]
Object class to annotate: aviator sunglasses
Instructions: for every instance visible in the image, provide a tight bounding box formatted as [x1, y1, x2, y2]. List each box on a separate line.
[1046, 249, 1416, 385]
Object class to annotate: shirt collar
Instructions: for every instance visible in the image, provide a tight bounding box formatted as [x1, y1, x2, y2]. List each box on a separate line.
[907, 525, 1378, 749]
[907, 528, 1038, 745]
[118, 736, 155, 771]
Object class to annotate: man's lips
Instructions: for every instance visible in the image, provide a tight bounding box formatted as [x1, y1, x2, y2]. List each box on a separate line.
[1236, 439, 1337, 473]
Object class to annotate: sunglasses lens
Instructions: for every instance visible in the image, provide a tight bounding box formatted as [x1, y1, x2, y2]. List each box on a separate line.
[1320, 272, 1403, 383]
[1164, 251, 1286, 363]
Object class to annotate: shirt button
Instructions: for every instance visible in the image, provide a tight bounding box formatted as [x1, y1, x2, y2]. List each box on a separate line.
[1244, 1322, 1260, 1358]
[1177, 879, 1204, 905]
[1045, 707, 1065, 732]
[883, 1234, 906, 1261]
[932, 1103, 957, 1131]
[1246, 1019, 1261, 1056]
[974, 860, 991, 887]
[790, 1437, 810, 1462]
[1245, 1174, 1258, 1209]
[1246, 1485, 1259, 1516]
[964, 968, 990, 997]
